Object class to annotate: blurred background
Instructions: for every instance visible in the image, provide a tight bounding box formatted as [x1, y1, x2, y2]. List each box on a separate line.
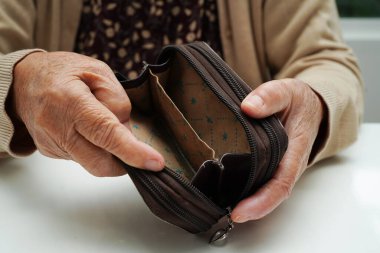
[336, 0, 380, 122]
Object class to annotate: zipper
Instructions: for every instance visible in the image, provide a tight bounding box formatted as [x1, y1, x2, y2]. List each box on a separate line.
[126, 42, 284, 240]
[209, 207, 234, 246]
[187, 42, 281, 197]
[172, 44, 259, 200]
[165, 168, 227, 214]
[261, 119, 282, 182]
[128, 168, 223, 232]
[124, 48, 231, 235]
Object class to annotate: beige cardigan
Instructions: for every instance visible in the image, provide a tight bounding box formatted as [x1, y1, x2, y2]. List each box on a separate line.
[0, 0, 363, 165]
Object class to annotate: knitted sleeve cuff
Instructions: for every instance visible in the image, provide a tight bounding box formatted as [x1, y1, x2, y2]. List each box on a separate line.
[0, 49, 45, 157]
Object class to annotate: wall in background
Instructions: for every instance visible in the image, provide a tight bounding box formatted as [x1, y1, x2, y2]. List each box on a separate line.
[336, 0, 379, 122]
[340, 19, 380, 122]
[337, 0, 380, 17]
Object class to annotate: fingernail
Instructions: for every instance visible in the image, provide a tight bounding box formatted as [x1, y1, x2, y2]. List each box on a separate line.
[244, 95, 264, 109]
[233, 215, 249, 223]
[144, 159, 164, 171]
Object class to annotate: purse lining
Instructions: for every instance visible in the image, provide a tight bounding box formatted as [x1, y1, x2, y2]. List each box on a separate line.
[126, 53, 250, 180]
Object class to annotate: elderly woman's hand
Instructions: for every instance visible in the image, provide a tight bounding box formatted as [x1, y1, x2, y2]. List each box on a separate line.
[232, 78, 324, 222]
[11, 52, 164, 176]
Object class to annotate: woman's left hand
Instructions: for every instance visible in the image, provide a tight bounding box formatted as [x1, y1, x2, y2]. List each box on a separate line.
[232, 78, 325, 223]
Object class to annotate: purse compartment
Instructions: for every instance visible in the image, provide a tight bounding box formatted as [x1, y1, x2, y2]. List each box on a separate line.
[126, 51, 254, 203]
[120, 42, 288, 234]
[160, 53, 251, 158]
[151, 52, 257, 207]
[126, 69, 215, 180]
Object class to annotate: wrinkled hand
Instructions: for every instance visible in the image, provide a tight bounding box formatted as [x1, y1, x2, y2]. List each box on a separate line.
[12, 52, 164, 176]
[232, 78, 324, 222]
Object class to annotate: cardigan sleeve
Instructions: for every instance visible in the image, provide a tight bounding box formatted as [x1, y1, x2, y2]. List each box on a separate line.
[0, 0, 43, 157]
[264, 0, 364, 165]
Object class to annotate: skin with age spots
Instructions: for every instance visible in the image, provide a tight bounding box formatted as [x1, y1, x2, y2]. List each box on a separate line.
[11, 51, 165, 177]
[232, 79, 324, 222]
[12, 51, 323, 223]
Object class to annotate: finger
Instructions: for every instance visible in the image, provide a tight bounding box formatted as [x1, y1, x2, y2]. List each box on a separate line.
[241, 79, 293, 118]
[231, 138, 306, 223]
[231, 166, 296, 223]
[231, 178, 292, 223]
[80, 71, 131, 123]
[66, 132, 127, 177]
[72, 90, 164, 171]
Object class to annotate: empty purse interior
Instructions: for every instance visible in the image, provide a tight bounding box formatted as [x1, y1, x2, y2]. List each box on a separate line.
[126, 52, 250, 180]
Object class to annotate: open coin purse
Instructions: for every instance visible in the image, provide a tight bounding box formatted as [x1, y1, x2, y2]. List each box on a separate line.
[118, 42, 288, 243]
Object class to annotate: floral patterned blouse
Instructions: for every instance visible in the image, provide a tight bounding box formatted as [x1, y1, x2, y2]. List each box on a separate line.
[75, 0, 223, 79]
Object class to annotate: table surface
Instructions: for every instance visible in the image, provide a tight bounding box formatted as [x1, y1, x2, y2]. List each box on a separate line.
[1, 124, 379, 253]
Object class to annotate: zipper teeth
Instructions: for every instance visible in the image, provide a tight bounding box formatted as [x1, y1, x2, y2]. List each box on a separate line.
[130, 169, 210, 231]
[143, 172, 210, 231]
[187, 44, 257, 197]
[261, 119, 281, 181]
[189, 43, 281, 195]
[178, 45, 259, 199]
[189, 44, 246, 101]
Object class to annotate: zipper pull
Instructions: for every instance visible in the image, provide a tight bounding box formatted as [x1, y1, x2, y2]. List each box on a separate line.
[209, 208, 234, 246]
[142, 61, 149, 71]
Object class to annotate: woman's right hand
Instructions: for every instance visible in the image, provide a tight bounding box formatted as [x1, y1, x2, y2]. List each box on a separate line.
[11, 51, 164, 176]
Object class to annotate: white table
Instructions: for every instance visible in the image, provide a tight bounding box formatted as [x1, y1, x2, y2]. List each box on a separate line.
[1, 124, 379, 253]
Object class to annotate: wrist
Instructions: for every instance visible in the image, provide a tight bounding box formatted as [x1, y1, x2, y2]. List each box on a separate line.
[12, 51, 46, 122]
[308, 87, 328, 165]
[4, 51, 45, 155]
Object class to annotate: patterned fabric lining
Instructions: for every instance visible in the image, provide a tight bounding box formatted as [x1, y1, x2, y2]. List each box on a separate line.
[127, 53, 250, 178]
[75, 0, 223, 79]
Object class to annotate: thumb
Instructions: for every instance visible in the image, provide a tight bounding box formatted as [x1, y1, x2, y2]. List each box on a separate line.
[241, 80, 293, 118]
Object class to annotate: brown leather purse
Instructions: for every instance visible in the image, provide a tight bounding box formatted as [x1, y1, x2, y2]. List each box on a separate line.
[117, 42, 288, 243]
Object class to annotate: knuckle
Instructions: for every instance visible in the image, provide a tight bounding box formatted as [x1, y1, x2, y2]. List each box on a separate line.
[72, 98, 124, 151]
[112, 98, 132, 122]
[121, 96, 132, 113]
[91, 118, 120, 150]
[92, 60, 113, 75]
[125, 100, 132, 116]
[276, 80, 291, 98]
[277, 178, 295, 199]
[259, 80, 287, 103]
[274, 79, 288, 89]
[257, 87, 273, 102]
